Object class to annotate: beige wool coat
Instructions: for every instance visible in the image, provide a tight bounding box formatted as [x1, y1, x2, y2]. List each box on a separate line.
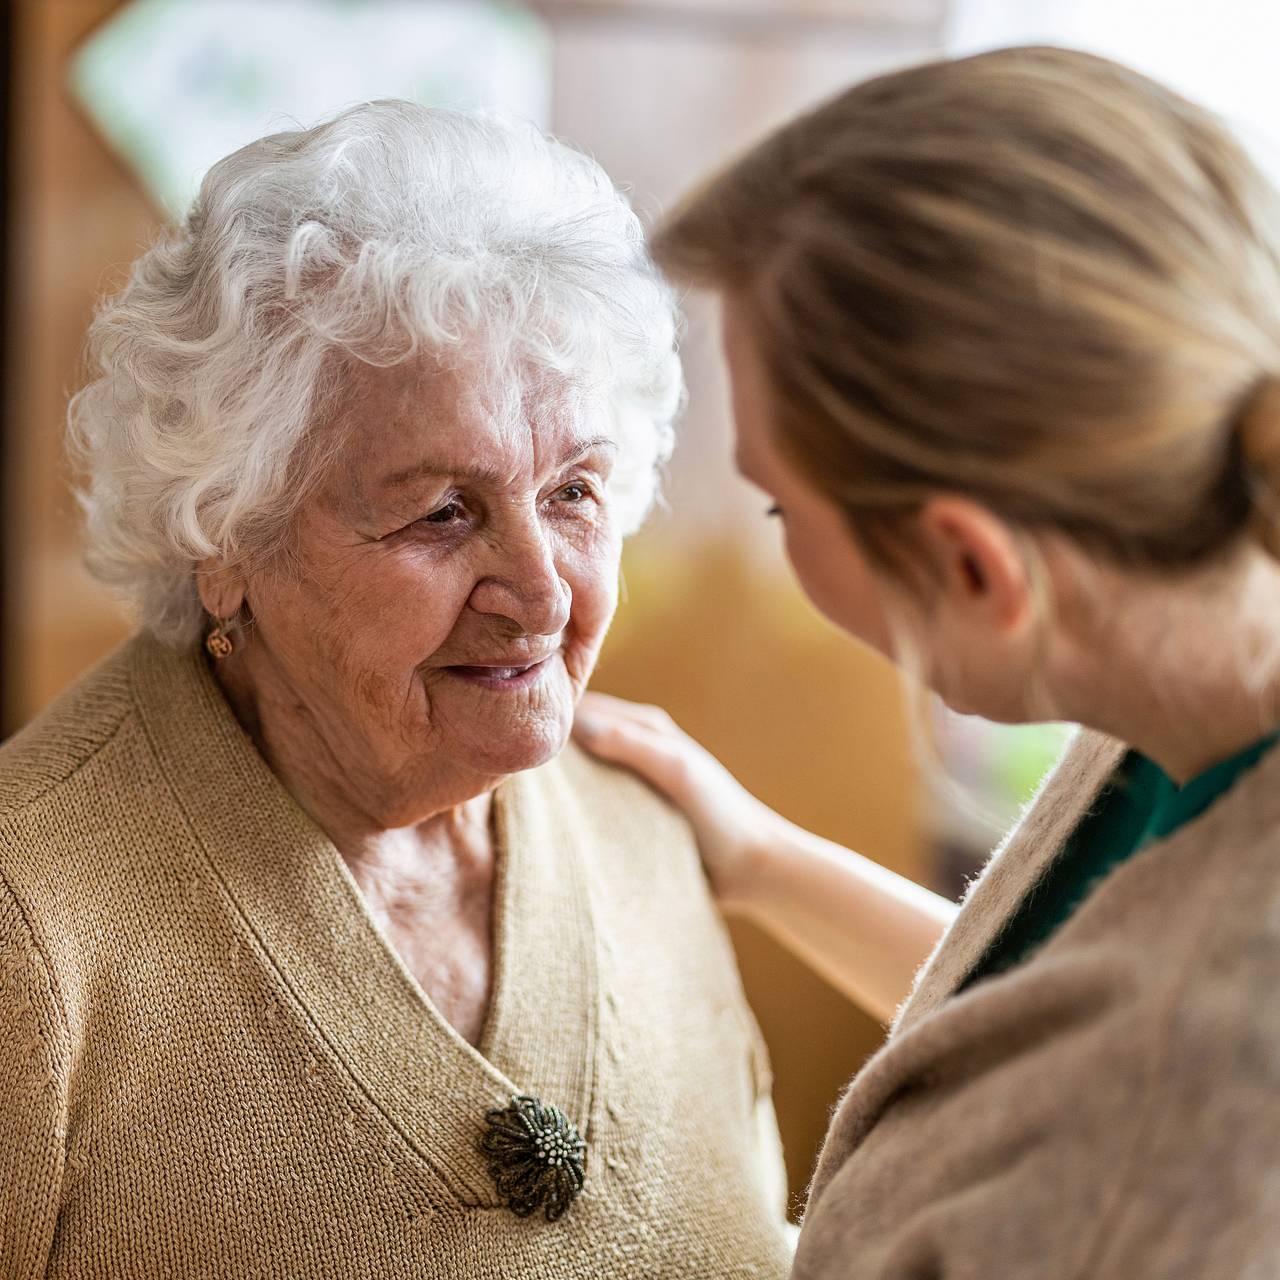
[0, 634, 792, 1279]
[794, 727, 1280, 1279]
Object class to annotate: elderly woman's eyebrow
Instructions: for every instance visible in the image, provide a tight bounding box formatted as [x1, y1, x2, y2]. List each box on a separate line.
[554, 435, 617, 467]
[376, 436, 617, 491]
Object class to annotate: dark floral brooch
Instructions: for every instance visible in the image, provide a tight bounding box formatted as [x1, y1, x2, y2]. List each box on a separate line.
[479, 1094, 587, 1221]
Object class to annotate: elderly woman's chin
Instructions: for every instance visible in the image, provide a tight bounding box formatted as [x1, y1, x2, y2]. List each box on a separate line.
[417, 651, 585, 783]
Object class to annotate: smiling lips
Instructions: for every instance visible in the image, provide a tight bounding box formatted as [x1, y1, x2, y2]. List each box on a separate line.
[444, 656, 554, 690]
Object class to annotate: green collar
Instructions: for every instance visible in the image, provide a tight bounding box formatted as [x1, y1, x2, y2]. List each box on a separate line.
[1129, 730, 1280, 849]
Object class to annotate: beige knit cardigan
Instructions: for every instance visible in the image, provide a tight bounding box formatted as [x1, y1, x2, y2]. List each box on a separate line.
[0, 634, 793, 1279]
[794, 726, 1280, 1278]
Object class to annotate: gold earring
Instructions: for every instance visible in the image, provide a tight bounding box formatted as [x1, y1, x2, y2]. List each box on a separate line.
[205, 619, 234, 660]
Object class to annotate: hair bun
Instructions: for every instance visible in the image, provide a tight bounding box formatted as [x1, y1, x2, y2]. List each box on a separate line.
[1237, 376, 1280, 558]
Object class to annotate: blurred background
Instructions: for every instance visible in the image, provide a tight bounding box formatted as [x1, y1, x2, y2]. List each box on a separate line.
[2, 0, 1275, 1212]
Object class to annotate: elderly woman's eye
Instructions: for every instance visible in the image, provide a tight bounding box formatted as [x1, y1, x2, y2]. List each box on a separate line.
[766, 504, 784, 519]
[422, 501, 464, 525]
[552, 481, 597, 507]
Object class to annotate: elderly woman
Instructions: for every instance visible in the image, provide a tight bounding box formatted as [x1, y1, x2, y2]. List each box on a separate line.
[0, 103, 791, 1279]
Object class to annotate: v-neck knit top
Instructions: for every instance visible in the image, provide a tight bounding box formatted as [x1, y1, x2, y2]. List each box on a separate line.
[0, 634, 792, 1279]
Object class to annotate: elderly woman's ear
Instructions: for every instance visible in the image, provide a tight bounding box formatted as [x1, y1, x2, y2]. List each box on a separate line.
[196, 560, 249, 623]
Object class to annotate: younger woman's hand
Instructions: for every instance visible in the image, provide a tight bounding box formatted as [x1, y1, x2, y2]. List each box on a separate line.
[572, 691, 782, 907]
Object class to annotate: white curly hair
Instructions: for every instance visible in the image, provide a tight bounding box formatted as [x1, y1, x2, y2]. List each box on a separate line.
[68, 100, 683, 646]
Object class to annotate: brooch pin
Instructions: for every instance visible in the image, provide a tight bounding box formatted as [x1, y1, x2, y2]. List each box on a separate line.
[479, 1094, 587, 1221]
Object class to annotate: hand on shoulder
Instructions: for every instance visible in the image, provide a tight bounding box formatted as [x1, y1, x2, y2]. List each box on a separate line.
[572, 691, 781, 909]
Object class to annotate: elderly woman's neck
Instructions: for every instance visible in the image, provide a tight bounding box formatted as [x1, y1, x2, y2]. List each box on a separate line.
[210, 647, 497, 860]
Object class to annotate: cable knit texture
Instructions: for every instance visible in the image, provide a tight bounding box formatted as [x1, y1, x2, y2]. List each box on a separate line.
[795, 727, 1280, 1279]
[0, 634, 791, 1280]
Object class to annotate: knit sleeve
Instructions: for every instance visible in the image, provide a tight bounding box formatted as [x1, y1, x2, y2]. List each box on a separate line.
[1080, 896, 1280, 1277]
[0, 878, 67, 1279]
[792, 935, 1280, 1279]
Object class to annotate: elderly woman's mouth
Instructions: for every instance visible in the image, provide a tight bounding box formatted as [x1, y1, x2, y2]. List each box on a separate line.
[443, 657, 554, 690]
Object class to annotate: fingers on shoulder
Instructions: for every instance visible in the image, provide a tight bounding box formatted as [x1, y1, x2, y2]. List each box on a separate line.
[582, 690, 678, 727]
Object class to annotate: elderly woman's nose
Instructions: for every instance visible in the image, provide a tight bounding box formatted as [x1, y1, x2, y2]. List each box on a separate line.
[469, 529, 573, 635]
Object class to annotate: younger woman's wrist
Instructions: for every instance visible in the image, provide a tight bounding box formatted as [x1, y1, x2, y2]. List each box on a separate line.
[720, 807, 794, 917]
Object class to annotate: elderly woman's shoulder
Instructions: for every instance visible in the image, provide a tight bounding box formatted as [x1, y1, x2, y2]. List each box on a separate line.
[534, 739, 739, 955]
[537, 738, 709, 885]
[553, 737, 693, 830]
[0, 639, 143, 1041]
[0, 639, 138, 828]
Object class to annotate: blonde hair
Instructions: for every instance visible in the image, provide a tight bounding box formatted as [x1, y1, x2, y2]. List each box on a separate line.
[654, 45, 1280, 574]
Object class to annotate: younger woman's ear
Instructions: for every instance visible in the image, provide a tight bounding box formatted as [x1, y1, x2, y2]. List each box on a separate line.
[914, 496, 1032, 634]
[195, 559, 248, 621]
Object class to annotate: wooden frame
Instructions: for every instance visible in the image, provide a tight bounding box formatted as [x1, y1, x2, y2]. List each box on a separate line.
[0, 0, 14, 734]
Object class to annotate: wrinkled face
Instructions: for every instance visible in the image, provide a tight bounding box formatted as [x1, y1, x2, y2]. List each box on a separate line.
[240, 356, 623, 819]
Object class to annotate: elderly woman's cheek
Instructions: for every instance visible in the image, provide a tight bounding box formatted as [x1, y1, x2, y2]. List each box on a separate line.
[330, 550, 473, 713]
[561, 520, 622, 687]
